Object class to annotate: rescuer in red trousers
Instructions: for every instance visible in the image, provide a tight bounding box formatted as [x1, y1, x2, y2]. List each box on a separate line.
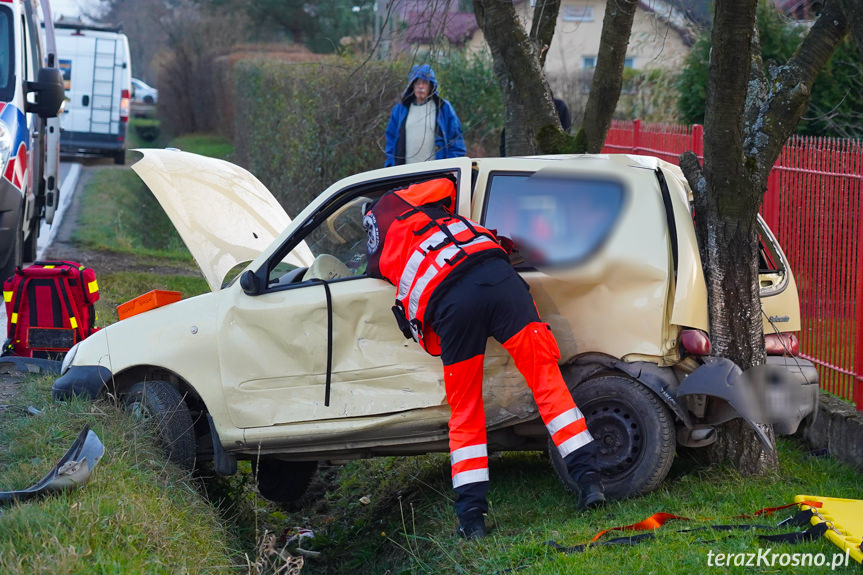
[363, 177, 604, 539]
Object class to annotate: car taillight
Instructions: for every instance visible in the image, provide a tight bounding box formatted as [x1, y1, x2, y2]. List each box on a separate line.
[120, 89, 130, 122]
[764, 332, 799, 355]
[681, 329, 711, 356]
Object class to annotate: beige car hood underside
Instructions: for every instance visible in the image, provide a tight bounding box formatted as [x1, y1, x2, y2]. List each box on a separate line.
[131, 149, 313, 291]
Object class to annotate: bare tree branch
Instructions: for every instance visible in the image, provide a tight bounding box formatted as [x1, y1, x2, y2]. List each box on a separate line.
[750, 0, 849, 174]
[529, 0, 561, 69]
[473, 0, 558, 156]
[580, 0, 638, 153]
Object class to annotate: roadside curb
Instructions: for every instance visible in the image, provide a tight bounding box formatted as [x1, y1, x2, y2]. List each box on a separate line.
[37, 162, 81, 260]
[799, 391, 863, 469]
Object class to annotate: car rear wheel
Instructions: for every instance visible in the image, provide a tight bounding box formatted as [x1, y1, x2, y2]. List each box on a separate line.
[123, 380, 196, 470]
[550, 374, 676, 500]
[254, 458, 318, 504]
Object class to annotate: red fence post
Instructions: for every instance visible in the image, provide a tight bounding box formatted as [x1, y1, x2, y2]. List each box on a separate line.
[632, 119, 641, 154]
[692, 124, 704, 161]
[856, 208, 863, 411]
[763, 167, 780, 233]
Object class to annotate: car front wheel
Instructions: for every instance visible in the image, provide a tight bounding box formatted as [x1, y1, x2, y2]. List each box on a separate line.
[550, 373, 676, 500]
[123, 380, 196, 470]
[254, 458, 318, 504]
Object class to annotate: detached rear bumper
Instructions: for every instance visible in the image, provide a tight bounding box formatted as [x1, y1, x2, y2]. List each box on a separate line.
[52, 365, 113, 400]
[676, 355, 819, 446]
[763, 354, 819, 435]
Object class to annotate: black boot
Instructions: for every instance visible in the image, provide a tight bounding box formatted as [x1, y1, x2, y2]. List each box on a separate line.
[454, 482, 490, 539]
[564, 442, 606, 510]
[577, 474, 606, 510]
[457, 507, 488, 539]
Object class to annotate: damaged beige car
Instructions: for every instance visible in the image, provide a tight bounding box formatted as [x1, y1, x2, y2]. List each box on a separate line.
[52, 150, 818, 502]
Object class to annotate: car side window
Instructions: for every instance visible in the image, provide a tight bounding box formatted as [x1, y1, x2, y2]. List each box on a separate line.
[265, 170, 467, 289]
[483, 172, 625, 267]
[266, 191, 388, 288]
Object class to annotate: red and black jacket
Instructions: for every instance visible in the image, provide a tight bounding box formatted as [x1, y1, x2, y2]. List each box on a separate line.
[364, 177, 507, 355]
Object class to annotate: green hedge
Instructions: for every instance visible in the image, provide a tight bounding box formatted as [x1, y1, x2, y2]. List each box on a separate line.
[232, 57, 403, 217]
[232, 53, 504, 217]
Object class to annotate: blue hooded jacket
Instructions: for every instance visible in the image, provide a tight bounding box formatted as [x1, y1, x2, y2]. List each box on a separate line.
[384, 64, 466, 167]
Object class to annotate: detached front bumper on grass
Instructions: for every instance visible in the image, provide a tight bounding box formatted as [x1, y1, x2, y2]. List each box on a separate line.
[52, 364, 113, 400]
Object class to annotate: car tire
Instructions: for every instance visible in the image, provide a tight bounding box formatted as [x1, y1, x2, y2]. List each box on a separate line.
[113, 149, 126, 165]
[550, 373, 676, 500]
[123, 380, 196, 471]
[22, 216, 38, 264]
[143, 95, 155, 105]
[254, 458, 318, 504]
[0, 229, 22, 283]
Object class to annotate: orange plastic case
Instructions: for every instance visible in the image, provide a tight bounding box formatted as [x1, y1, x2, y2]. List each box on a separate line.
[117, 290, 182, 320]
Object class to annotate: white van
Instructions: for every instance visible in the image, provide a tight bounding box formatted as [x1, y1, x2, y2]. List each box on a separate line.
[0, 0, 65, 280]
[54, 18, 131, 165]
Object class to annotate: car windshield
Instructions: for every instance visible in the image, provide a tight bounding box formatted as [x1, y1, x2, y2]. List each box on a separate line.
[483, 172, 625, 267]
[0, 8, 13, 100]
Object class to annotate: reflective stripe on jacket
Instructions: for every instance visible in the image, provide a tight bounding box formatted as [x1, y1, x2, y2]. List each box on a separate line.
[364, 178, 506, 355]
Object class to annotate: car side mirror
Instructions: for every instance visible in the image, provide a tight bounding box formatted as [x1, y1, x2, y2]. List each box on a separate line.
[26, 67, 65, 118]
[240, 270, 261, 295]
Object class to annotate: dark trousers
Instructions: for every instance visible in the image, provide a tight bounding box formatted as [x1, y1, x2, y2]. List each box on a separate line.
[430, 258, 597, 519]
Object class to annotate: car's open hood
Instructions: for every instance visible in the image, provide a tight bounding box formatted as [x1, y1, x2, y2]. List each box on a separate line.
[131, 149, 313, 291]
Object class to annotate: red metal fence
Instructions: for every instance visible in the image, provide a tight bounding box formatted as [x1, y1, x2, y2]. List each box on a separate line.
[603, 119, 863, 410]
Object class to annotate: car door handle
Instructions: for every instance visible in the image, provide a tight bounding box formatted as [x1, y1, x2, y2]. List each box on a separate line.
[82, 95, 89, 107]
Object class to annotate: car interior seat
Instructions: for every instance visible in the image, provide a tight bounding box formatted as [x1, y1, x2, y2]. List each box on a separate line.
[305, 254, 351, 281]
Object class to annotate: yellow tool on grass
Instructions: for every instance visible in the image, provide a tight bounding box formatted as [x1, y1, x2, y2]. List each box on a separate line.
[795, 495, 863, 564]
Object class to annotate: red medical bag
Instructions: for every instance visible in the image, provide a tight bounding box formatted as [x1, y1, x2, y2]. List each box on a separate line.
[3, 261, 100, 358]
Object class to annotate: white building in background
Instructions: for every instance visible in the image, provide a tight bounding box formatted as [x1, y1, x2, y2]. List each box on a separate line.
[396, 0, 697, 101]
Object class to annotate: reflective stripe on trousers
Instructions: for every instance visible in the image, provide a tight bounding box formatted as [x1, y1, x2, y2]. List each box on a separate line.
[502, 322, 594, 458]
[445, 354, 489, 488]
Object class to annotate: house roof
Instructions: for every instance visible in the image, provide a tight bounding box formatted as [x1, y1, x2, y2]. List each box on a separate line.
[402, 9, 479, 45]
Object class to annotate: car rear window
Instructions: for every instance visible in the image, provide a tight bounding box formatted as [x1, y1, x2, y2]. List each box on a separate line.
[483, 172, 625, 268]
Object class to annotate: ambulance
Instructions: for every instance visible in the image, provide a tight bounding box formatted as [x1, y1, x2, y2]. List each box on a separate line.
[0, 0, 65, 281]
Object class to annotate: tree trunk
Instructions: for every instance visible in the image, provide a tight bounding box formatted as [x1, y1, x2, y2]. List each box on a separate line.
[475, 0, 637, 155]
[579, 0, 638, 153]
[681, 0, 850, 475]
[529, 0, 560, 69]
[839, 0, 863, 57]
[474, 0, 559, 156]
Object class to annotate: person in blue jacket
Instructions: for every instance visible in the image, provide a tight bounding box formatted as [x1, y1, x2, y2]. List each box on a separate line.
[384, 65, 466, 167]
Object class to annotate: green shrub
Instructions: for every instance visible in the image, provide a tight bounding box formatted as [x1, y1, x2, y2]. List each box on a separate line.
[231, 51, 504, 216]
[232, 56, 403, 217]
[432, 49, 504, 156]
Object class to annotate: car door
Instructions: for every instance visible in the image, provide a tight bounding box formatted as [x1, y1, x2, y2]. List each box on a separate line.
[217, 160, 474, 429]
[472, 159, 685, 364]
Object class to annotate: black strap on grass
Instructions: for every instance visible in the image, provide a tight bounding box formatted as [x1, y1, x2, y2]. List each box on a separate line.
[548, 508, 823, 554]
